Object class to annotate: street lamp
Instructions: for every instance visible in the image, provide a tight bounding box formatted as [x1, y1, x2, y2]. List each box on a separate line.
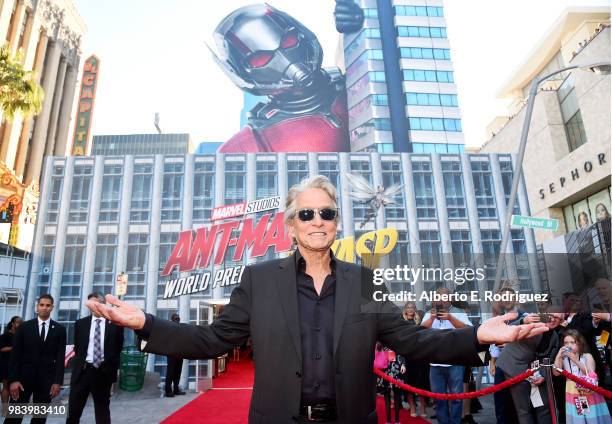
[493, 60, 611, 292]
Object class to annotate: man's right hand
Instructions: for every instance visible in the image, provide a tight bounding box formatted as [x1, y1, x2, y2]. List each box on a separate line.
[10, 381, 23, 400]
[85, 294, 146, 330]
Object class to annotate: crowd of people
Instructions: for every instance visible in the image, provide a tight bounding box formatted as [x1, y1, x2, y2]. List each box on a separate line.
[374, 280, 612, 424]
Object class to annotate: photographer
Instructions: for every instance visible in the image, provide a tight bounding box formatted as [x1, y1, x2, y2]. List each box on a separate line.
[422, 288, 472, 424]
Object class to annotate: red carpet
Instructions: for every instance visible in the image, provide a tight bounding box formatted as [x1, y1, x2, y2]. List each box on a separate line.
[162, 358, 430, 423]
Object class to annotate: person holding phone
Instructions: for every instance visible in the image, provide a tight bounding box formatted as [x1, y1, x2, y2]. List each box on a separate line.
[422, 288, 472, 424]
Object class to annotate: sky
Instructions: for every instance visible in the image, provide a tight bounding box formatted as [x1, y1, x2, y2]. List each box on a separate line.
[74, 0, 610, 148]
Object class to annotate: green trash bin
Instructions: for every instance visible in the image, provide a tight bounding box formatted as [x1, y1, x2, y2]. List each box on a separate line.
[119, 345, 148, 391]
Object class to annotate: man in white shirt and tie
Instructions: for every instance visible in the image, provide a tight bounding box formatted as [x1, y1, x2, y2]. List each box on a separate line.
[67, 293, 124, 424]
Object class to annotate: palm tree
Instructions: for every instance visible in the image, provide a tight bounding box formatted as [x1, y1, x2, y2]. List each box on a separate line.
[0, 44, 44, 121]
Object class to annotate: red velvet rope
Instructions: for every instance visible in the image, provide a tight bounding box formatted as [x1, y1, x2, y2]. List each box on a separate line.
[558, 369, 612, 399]
[373, 368, 535, 400]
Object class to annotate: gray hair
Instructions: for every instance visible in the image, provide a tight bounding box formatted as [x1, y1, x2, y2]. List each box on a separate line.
[284, 175, 339, 224]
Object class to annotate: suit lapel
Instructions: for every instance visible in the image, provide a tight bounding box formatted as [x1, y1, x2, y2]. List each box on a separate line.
[275, 255, 302, 366]
[33, 319, 43, 348]
[44, 319, 55, 344]
[83, 316, 93, 352]
[103, 319, 111, 354]
[333, 261, 351, 357]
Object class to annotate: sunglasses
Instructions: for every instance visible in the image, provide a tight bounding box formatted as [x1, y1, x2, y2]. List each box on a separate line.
[297, 208, 338, 222]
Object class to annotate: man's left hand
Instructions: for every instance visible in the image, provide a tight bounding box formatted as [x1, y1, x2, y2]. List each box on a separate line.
[50, 384, 61, 398]
[477, 312, 549, 345]
[334, 0, 364, 33]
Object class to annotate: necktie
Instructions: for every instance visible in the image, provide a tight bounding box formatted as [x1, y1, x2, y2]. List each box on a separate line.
[93, 319, 102, 368]
[40, 322, 46, 341]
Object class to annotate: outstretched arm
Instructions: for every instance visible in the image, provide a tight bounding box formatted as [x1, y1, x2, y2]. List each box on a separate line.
[334, 0, 364, 34]
[86, 267, 254, 359]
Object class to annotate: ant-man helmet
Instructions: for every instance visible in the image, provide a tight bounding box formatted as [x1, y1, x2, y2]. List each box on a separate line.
[212, 4, 324, 96]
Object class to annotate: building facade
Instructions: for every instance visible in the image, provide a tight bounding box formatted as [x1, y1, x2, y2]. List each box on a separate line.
[0, 243, 29, 333]
[0, 0, 86, 185]
[480, 8, 611, 244]
[27, 151, 539, 381]
[91, 133, 195, 156]
[343, 0, 465, 153]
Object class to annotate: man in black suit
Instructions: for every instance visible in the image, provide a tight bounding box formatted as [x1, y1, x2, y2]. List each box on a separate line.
[87, 176, 549, 423]
[164, 313, 185, 397]
[7, 294, 66, 424]
[67, 292, 124, 424]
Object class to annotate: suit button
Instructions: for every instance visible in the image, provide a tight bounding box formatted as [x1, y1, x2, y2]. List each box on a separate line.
[296, 371, 301, 378]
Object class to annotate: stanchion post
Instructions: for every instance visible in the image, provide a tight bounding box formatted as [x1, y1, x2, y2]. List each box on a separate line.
[542, 358, 558, 424]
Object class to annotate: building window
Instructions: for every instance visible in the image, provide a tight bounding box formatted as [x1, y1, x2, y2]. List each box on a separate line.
[126, 233, 148, 298]
[420, 230, 442, 271]
[381, 161, 405, 219]
[318, 160, 339, 189]
[512, 229, 531, 292]
[158, 233, 179, 297]
[350, 160, 372, 220]
[408, 117, 462, 132]
[37, 235, 55, 298]
[46, 165, 64, 224]
[471, 161, 496, 218]
[451, 230, 472, 267]
[397, 26, 447, 38]
[395, 5, 444, 17]
[388, 230, 410, 268]
[61, 235, 86, 300]
[499, 159, 520, 215]
[99, 165, 122, 223]
[130, 164, 153, 222]
[68, 165, 93, 223]
[406, 93, 458, 107]
[400, 47, 450, 60]
[256, 161, 277, 198]
[161, 162, 184, 222]
[558, 75, 587, 152]
[225, 161, 246, 204]
[403, 69, 454, 83]
[58, 310, 79, 344]
[93, 234, 117, 295]
[481, 229, 501, 291]
[288, 159, 308, 189]
[193, 161, 214, 222]
[442, 161, 466, 218]
[412, 161, 436, 219]
[350, 118, 392, 143]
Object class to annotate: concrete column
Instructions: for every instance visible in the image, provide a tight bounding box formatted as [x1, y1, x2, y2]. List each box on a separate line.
[179, 154, 194, 388]
[7, 0, 25, 55]
[44, 57, 68, 157]
[307, 152, 317, 177]
[277, 153, 287, 208]
[370, 152, 389, 269]
[115, 156, 134, 282]
[212, 154, 224, 300]
[18, 10, 34, 63]
[25, 156, 54, 319]
[460, 154, 487, 311]
[0, 121, 15, 164]
[490, 154, 518, 281]
[338, 153, 354, 239]
[0, 0, 16, 43]
[79, 156, 104, 316]
[400, 154, 424, 303]
[145, 155, 163, 372]
[49, 156, 74, 320]
[24, 39, 62, 185]
[14, 118, 32, 178]
[32, 31, 48, 81]
[431, 153, 453, 270]
[53, 64, 78, 156]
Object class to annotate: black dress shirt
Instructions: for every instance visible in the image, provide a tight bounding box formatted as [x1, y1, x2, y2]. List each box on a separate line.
[295, 249, 337, 406]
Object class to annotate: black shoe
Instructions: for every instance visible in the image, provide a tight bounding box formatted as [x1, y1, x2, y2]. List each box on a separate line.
[462, 415, 477, 424]
[165, 392, 175, 397]
[174, 390, 186, 395]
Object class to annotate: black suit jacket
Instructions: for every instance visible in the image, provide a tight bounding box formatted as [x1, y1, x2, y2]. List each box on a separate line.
[140, 256, 484, 424]
[71, 316, 124, 385]
[9, 318, 66, 389]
